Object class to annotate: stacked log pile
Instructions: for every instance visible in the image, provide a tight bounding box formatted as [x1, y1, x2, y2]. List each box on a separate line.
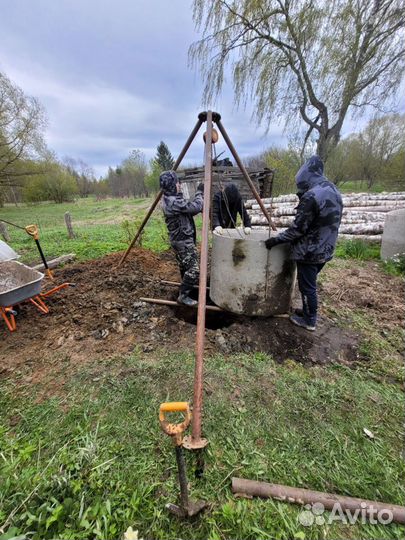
[246, 192, 405, 241]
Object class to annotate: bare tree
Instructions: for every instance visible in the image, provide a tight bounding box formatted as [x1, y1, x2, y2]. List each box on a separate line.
[190, 0, 405, 160]
[63, 156, 96, 197]
[0, 72, 47, 186]
[327, 113, 405, 188]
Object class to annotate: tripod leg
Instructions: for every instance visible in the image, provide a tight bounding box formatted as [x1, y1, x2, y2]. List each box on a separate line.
[190, 111, 213, 448]
[117, 116, 206, 267]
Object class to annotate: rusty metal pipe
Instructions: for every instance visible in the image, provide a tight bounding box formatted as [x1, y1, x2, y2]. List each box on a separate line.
[215, 119, 276, 232]
[191, 111, 213, 447]
[117, 116, 205, 267]
[175, 446, 190, 510]
[160, 280, 210, 290]
[231, 478, 405, 525]
[139, 297, 222, 312]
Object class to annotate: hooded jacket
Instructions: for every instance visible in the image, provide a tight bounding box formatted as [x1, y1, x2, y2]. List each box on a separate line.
[275, 156, 343, 263]
[212, 183, 251, 229]
[160, 171, 204, 247]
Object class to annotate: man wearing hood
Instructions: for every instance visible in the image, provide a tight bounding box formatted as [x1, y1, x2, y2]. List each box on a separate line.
[212, 183, 252, 234]
[160, 170, 204, 307]
[265, 156, 343, 331]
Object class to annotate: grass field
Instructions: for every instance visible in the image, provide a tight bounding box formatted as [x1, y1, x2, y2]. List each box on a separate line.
[0, 197, 404, 540]
[0, 198, 170, 264]
[0, 197, 400, 275]
[1, 353, 404, 540]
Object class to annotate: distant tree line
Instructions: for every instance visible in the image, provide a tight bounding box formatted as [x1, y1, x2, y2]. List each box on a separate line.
[1, 68, 403, 206]
[244, 114, 405, 196]
[0, 68, 175, 205]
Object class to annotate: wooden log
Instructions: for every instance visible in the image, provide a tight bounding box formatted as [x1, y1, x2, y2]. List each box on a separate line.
[252, 215, 386, 228]
[345, 206, 405, 213]
[339, 223, 384, 234]
[0, 222, 11, 242]
[251, 226, 382, 242]
[343, 200, 405, 207]
[246, 191, 405, 208]
[339, 214, 386, 223]
[64, 212, 76, 239]
[32, 253, 76, 271]
[249, 206, 298, 216]
[251, 217, 384, 234]
[139, 297, 223, 312]
[231, 477, 405, 525]
[249, 200, 405, 211]
[340, 234, 382, 241]
[249, 206, 402, 218]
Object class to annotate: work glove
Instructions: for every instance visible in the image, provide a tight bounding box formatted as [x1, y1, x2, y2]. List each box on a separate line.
[265, 237, 279, 250]
[244, 227, 251, 235]
[196, 182, 204, 193]
[214, 226, 223, 235]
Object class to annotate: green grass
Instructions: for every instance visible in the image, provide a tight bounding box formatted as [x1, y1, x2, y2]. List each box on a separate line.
[337, 181, 403, 194]
[1, 197, 403, 539]
[335, 239, 380, 261]
[381, 254, 405, 277]
[323, 305, 405, 384]
[335, 239, 405, 276]
[1, 200, 399, 274]
[0, 198, 170, 263]
[0, 352, 404, 540]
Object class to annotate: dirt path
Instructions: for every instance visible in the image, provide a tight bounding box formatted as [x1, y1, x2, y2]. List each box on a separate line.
[1, 249, 403, 396]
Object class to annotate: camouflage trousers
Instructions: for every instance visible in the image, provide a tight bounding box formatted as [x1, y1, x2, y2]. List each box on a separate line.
[172, 242, 200, 295]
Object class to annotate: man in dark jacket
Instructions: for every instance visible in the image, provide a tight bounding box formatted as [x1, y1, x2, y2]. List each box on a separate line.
[160, 170, 204, 306]
[212, 183, 251, 235]
[265, 156, 343, 331]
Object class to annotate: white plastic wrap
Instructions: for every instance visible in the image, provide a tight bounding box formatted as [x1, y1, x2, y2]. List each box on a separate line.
[0, 240, 19, 262]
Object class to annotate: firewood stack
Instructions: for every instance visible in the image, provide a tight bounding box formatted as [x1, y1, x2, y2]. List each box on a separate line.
[246, 192, 405, 241]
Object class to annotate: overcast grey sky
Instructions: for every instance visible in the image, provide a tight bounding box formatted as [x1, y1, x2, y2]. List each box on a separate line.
[0, 0, 382, 177]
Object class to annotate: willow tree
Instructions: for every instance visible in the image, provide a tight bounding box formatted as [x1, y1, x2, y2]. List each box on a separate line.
[189, 0, 405, 161]
[0, 72, 46, 186]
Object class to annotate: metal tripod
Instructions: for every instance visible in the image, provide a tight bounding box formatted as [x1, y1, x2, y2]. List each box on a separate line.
[118, 110, 274, 452]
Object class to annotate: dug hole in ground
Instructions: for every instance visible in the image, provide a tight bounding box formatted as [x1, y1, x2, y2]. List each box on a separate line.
[0, 246, 403, 396]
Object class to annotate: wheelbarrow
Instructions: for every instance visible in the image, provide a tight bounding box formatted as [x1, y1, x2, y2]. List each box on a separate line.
[0, 260, 48, 332]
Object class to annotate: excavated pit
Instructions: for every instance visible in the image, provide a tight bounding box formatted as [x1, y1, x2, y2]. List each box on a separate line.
[164, 284, 238, 330]
[1, 247, 400, 397]
[171, 304, 239, 330]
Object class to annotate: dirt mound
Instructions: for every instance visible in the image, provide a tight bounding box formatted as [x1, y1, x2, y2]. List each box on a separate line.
[320, 259, 404, 330]
[1, 248, 391, 394]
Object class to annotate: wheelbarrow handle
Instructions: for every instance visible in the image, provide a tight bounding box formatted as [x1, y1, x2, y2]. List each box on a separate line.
[159, 402, 191, 441]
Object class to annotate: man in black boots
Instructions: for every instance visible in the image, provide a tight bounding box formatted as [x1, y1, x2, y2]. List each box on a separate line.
[160, 171, 204, 306]
[265, 156, 343, 331]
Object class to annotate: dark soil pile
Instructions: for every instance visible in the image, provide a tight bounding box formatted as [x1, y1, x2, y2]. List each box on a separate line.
[2, 248, 400, 393]
[320, 260, 404, 331]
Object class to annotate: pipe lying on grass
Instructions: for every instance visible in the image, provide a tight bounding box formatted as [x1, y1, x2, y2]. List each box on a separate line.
[231, 478, 405, 525]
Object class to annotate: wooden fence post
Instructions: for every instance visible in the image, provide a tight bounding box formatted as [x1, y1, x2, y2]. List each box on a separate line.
[0, 222, 11, 242]
[64, 212, 76, 239]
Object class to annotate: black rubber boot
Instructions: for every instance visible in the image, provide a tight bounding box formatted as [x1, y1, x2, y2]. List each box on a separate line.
[177, 294, 198, 307]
